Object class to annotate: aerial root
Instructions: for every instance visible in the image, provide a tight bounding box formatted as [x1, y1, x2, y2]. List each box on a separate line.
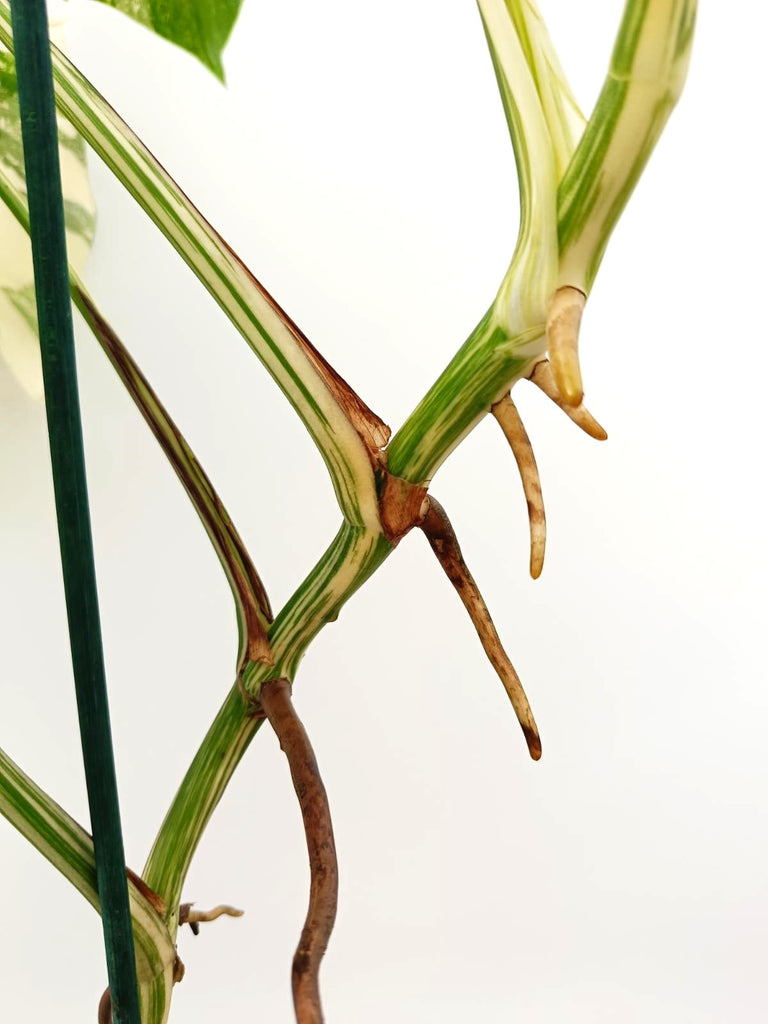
[418, 497, 542, 760]
[491, 393, 546, 579]
[259, 678, 338, 1024]
[179, 902, 244, 936]
[546, 285, 587, 407]
[528, 359, 607, 441]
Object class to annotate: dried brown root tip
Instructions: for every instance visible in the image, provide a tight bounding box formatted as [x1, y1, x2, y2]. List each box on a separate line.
[528, 360, 607, 441]
[419, 497, 542, 761]
[259, 678, 338, 1024]
[523, 725, 542, 761]
[546, 286, 586, 407]
[491, 394, 546, 580]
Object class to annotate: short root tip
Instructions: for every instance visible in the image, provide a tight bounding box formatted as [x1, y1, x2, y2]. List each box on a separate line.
[524, 727, 543, 761]
[547, 286, 586, 409]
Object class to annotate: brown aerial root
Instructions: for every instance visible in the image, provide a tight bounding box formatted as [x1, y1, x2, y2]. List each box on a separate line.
[179, 902, 244, 936]
[528, 359, 608, 441]
[97, 987, 111, 1024]
[546, 285, 587, 407]
[259, 678, 339, 1024]
[418, 497, 542, 761]
[491, 394, 546, 579]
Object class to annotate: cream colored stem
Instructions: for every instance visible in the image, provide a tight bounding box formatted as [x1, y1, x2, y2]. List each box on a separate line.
[491, 394, 546, 580]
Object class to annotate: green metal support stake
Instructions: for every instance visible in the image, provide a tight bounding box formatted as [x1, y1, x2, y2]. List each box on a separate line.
[9, 3, 141, 1021]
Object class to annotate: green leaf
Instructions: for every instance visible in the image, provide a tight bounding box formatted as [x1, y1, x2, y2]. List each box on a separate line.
[0, 23, 95, 397]
[93, 0, 244, 81]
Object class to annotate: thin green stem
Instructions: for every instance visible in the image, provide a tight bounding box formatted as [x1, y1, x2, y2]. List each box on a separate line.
[387, 308, 539, 484]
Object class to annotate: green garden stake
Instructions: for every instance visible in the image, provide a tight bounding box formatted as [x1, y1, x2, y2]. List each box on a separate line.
[9, 2, 141, 1020]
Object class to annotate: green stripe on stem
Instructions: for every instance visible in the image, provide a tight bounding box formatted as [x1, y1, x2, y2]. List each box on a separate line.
[557, 0, 697, 293]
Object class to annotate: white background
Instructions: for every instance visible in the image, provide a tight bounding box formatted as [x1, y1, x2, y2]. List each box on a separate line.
[1, 1, 766, 1020]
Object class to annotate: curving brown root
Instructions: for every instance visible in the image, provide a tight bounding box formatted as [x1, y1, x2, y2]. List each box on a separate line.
[546, 286, 586, 407]
[528, 360, 607, 441]
[419, 497, 542, 760]
[259, 678, 338, 1024]
[491, 394, 546, 579]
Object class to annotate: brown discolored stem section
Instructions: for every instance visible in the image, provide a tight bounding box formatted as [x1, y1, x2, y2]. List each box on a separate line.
[491, 394, 546, 579]
[259, 678, 339, 1024]
[75, 288, 273, 665]
[419, 497, 542, 760]
[528, 359, 608, 441]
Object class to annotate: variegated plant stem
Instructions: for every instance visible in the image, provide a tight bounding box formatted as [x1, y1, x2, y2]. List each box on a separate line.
[143, 523, 392, 931]
[558, 0, 697, 294]
[0, 1, 383, 533]
[0, 745, 177, 1020]
[146, 0, 561, 929]
[387, 0, 560, 484]
[0, 0, 697, 1005]
[500, 0, 586, 180]
[389, 0, 696, 484]
[0, 152, 393, 942]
